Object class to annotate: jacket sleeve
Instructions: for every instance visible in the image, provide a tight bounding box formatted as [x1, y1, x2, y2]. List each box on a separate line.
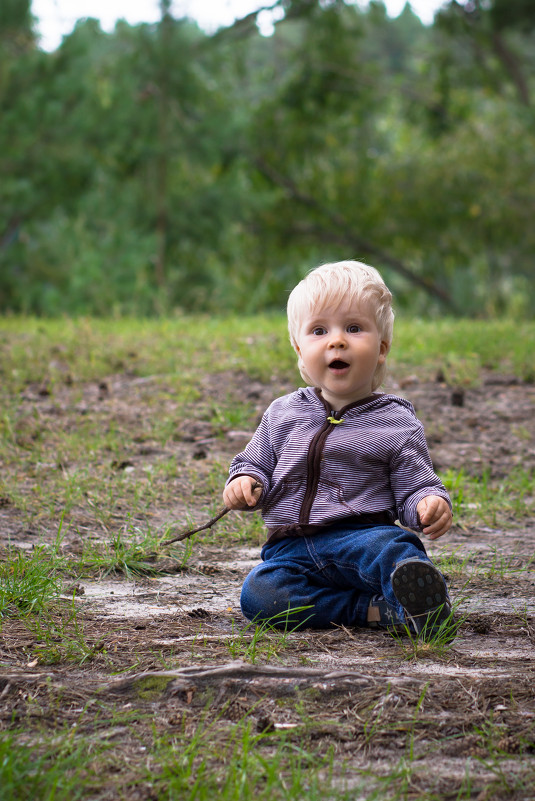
[389, 425, 451, 530]
[226, 407, 277, 505]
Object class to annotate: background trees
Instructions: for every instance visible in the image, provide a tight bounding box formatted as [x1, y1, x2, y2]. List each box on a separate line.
[1, 0, 533, 316]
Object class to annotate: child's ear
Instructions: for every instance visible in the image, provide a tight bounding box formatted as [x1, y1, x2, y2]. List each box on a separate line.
[378, 340, 389, 364]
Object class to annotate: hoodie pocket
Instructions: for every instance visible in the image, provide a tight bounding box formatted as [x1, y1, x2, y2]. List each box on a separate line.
[262, 479, 304, 514]
[315, 478, 356, 513]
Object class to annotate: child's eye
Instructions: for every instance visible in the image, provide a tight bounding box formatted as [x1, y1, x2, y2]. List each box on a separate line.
[347, 324, 362, 333]
[312, 326, 326, 336]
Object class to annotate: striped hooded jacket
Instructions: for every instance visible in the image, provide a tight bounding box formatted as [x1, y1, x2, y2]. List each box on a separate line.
[227, 387, 451, 543]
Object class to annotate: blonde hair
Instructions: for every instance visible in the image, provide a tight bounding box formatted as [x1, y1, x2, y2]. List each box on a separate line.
[287, 260, 394, 391]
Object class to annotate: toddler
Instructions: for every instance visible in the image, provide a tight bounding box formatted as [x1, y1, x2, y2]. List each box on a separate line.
[223, 260, 452, 638]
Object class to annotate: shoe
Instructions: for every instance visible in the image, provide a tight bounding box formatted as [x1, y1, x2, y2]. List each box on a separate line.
[367, 594, 406, 631]
[391, 559, 453, 641]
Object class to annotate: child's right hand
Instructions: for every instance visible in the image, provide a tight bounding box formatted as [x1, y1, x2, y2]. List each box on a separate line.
[223, 476, 263, 510]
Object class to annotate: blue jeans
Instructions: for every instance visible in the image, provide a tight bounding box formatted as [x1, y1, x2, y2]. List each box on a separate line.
[240, 521, 430, 629]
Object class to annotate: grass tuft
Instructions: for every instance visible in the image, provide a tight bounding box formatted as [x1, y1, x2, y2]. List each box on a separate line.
[390, 602, 465, 660]
[226, 606, 314, 664]
[0, 547, 62, 619]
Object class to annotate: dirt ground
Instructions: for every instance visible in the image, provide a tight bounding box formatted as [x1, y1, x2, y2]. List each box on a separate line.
[1, 368, 535, 798]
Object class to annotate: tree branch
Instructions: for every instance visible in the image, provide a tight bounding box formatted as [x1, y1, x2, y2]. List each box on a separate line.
[210, 0, 283, 40]
[491, 30, 530, 106]
[253, 157, 455, 308]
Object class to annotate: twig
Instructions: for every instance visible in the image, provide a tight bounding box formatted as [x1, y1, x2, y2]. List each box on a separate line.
[160, 506, 231, 547]
[159, 482, 262, 548]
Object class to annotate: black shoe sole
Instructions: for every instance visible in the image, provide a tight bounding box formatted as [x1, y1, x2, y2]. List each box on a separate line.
[391, 560, 450, 635]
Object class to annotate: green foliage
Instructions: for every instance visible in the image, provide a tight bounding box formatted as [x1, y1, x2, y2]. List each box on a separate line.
[0, 3, 534, 316]
[0, 0, 36, 50]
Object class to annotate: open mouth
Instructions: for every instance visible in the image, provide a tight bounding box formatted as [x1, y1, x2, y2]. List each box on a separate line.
[329, 360, 349, 370]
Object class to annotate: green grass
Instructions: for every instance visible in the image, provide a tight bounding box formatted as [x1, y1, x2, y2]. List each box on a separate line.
[1, 316, 534, 391]
[0, 543, 105, 665]
[392, 317, 535, 383]
[25, 601, 106, 666]
[433, 547, 473, 581]
[387, 598, 465, 661]
[435, 543, 535, 598]
[0, 730, 112, 801]
[0, 315, 298, 391]
[75, 522, 192, 578]
[2, 709, 531, 801]
[1, 665, 532, 801]
[225, 606, 314, 663]
[0, 711, 360, 801]
[150, 718, 341, 800]
[0, 546, 63, 618]
[441, 465, 534, 528]
[476, 547, 535, 580]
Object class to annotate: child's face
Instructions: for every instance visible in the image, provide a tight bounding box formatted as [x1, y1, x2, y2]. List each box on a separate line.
[296, 299, 388, 410]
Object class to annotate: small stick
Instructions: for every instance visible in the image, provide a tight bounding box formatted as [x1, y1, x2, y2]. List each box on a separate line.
[160, 481, 262, 548]
[160, 506, 231, 547]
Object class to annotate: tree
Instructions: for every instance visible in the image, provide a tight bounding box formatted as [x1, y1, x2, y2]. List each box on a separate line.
[0, 0, 533, 316]
[437, 0, 535, 105]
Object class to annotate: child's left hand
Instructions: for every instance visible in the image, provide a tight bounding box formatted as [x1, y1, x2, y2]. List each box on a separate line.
[417, 495, 452, 540]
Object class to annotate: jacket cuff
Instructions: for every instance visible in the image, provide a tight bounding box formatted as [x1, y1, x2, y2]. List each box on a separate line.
[398, 489, 451, 531]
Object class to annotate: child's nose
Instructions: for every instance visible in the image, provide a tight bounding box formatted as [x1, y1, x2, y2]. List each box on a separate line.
[328, 331, 347, 348]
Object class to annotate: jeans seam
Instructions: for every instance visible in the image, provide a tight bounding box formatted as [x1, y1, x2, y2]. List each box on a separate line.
[304, 536, 325, 570]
